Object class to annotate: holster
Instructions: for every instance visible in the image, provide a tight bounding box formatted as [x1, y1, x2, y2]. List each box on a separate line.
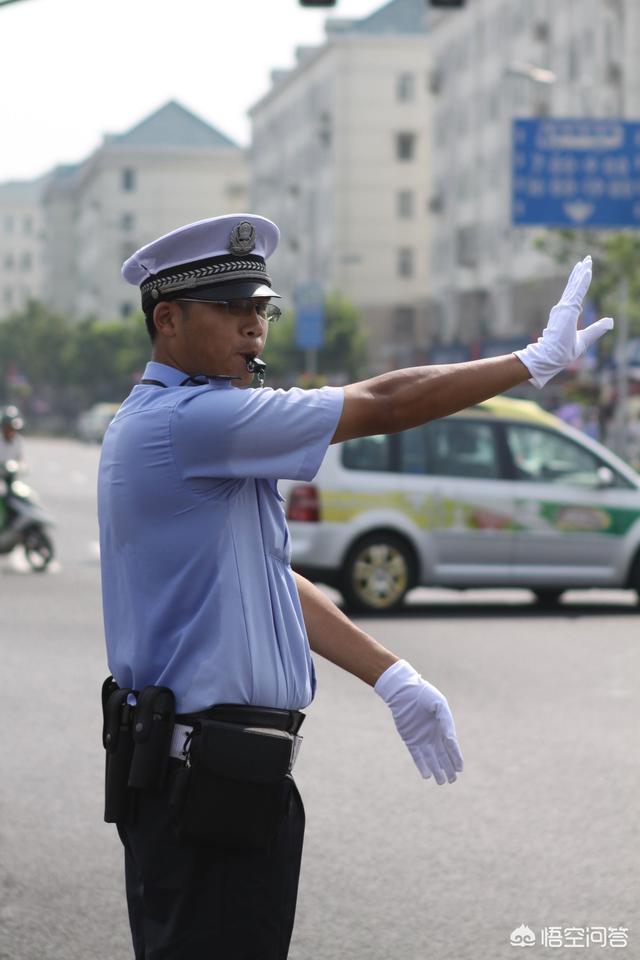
[128, 685, 175, 791]
[169, 719, 300, 852]
[102, 679, 135, 824]
[101, 678, 175, 823]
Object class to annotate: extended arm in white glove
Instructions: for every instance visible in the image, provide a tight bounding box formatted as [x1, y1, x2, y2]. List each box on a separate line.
[375, 659, 463, 784]
[515, 255, 614, 388]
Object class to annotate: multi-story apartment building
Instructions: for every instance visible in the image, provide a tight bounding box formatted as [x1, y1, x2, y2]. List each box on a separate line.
[20, 100, 248, 322]
[428, 0, 639, 352]
[249, 0, 432, 373]
[0, 178, 48, 319]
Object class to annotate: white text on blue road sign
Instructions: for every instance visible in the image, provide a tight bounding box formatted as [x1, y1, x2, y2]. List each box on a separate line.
[512, 118, 640, 228]
[294, 283, 325, 350]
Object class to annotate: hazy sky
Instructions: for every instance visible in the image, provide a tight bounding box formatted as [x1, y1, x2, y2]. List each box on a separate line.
[0, 0, 383, 183]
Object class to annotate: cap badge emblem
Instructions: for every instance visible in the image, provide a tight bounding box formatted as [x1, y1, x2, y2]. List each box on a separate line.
[228, 221, 256, 254]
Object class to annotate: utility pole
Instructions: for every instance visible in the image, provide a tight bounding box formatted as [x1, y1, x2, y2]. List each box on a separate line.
[614, 278, 630, 460]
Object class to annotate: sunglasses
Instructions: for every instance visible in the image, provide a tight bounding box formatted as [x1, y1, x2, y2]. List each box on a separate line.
[176, 298, 281, 323]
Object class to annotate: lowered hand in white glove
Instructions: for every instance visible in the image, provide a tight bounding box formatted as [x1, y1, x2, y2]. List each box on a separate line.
[375, 659, 463, 784]
[515, 256, 614, 389]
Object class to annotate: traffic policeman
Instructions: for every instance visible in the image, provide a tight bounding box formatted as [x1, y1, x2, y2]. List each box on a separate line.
[98, 213, 613, 960]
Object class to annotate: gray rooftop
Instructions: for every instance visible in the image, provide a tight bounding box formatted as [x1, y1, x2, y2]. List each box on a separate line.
[105, 100, 238, 150]
[329, 0, 429, 36]
[0, 174, 49, 198]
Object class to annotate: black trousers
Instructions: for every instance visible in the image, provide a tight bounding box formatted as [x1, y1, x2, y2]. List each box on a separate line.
[116, 772, 305, 960]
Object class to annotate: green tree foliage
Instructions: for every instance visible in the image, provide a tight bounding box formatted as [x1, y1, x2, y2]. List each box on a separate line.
[264, 292, 367, 384]
[0, 292, 366, 426]
[0, 302, 149, 423]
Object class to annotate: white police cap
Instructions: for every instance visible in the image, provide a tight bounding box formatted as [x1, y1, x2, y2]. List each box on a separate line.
[122, 213, 280, 308]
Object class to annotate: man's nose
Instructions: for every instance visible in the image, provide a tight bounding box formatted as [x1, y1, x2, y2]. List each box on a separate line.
[241, 309, 266, 336]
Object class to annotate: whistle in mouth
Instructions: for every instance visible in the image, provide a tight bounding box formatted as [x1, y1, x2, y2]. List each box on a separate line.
[245, 356, 266, 385]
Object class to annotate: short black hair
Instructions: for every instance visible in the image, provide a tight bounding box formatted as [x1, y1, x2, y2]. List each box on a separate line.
[143, 303, 157, 342]
[143, 298, 190, 342]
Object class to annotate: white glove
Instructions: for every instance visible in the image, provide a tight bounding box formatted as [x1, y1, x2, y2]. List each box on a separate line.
[514, 255, 614, 389]
[375, 659, 463, 784]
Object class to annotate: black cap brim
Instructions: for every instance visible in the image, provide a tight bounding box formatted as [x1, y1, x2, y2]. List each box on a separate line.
[175, 281, 281, 301]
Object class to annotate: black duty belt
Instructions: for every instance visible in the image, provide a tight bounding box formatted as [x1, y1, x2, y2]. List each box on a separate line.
[102, 677, 304, 828]
[101, 677, 306, 822]
[177, 703, 305, 735]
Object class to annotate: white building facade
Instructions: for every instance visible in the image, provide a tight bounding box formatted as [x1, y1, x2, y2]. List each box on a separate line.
[0, 101, 248, 323]
[428, 0, 640, 353]
[249, 0, 433, 373]
[42, 101, 248, 321]
[0, 178, 47, 319]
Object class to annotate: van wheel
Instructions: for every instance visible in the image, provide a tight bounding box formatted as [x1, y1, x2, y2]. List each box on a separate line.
[626, 553, 640, 604]
[340, 533, 415, 613]
[533, 589, 563, 608]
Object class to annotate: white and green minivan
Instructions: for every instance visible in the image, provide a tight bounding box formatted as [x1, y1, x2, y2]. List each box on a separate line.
[280, 396, 640, 612]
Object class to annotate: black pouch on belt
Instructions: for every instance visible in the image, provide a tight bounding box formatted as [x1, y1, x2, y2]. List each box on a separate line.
[128, 685, 175, 791]
[102, 679, 135, 824]
[169, 720, 299, 852]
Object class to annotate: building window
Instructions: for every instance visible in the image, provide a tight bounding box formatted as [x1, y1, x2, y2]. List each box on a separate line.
[456, 225, 478, 267]
[23, 217, 33, 235]
[568, 39, 579, 81]
[488, 90, 499, 122]
[122, 168, 136, 192]
[397, 248, 415, 278]
[4, 253, 14, 270]
[4, 216, 14, 234]
[395, 132, 416, 161]
[396, 72, 415, 102]
[582, 28, 594, 58]
[121, 302, 134, 318]
[20, 252, 32, 271]
[318, 111, 332, 147]
[397, 190, 415, 219]
[3, 288, 13, 307]
[121, 212, 135, 231]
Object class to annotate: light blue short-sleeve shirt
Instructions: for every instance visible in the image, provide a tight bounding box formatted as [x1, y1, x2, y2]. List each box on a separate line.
[98, 361, 344, 713]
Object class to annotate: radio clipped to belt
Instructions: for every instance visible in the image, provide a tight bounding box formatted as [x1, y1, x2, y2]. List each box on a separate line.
[169, 719, 302, 852]
[128, 685, 175, 790]
[102, 678, 135, 823]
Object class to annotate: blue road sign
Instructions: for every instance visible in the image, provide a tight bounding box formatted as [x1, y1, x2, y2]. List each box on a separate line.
[294, 282, 325, 350]
[512, 118, 640, 228]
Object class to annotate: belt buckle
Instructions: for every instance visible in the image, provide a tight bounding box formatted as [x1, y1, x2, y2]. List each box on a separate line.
[169, 722, 193, 762]
[289, 734, 302, 772]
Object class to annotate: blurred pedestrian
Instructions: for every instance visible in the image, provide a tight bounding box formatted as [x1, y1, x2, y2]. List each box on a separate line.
[0, 406, 25, 468]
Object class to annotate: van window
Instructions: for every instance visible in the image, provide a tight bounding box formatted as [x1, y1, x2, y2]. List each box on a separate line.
[342, 435, 392, 472]
[505, 424, 630, 488]
[398, 426, 428, 474]
[426, 419, 501, 479]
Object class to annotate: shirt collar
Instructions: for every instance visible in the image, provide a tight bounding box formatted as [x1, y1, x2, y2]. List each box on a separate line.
[141, 361, 235, 388]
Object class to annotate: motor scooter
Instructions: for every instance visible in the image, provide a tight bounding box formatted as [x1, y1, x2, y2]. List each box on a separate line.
[0, 460, 55, 571]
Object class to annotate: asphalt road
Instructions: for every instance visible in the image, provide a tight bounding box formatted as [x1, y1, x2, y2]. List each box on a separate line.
[1, 437, 638, 960]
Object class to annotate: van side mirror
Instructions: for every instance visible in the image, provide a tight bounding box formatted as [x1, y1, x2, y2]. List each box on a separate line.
[597, 465, 615, 488]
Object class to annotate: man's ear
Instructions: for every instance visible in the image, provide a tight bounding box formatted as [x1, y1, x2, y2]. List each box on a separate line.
[153, 300, 183, 338]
